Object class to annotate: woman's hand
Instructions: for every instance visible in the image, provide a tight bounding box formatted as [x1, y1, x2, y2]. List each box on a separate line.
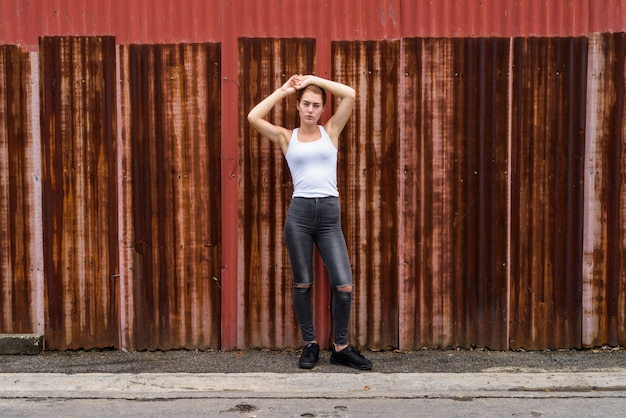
[280, 75, 301, 94]
[292, 74, 317, 90]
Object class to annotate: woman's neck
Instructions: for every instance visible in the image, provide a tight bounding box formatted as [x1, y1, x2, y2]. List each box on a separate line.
[297, 125, 321, 142]
[299, 123, 320, 134]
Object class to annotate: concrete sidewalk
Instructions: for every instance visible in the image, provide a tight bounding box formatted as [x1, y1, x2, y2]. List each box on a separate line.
[2, 372, 626, 400]
[3, 344, 626, 405]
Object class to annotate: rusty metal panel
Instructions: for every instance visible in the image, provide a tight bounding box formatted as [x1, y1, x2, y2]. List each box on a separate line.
[332, 41, 401, 349]
[39, 36, 119, 350]
[583, 33, 626, 347]
[509, 37, 588, 350]
[0, 45, 44, 334]
[117, 43, 222, 351]
[400, 38, 511, 350]
[239, 38, 316, 348]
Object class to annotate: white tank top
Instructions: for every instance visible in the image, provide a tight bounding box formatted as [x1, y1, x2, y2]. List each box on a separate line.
[285, 126, 339, 198]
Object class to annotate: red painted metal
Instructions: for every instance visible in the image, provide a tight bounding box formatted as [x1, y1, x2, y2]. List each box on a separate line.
[220, 0, 239, 351]
[0, 0, 222, 47]
[2, 0, 626, 47]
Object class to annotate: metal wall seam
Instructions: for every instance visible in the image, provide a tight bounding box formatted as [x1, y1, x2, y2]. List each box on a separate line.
[220, 0, 240, 351]
[505, 37, 514, 351]
[116, 43, 134, 351]
[29, 50, 45, 336]
[582, 33, 605, 347]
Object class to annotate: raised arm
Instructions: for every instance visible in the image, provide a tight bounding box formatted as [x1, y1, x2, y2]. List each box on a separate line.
[296, 75, 356, 145]
[247, 76, 298, 154]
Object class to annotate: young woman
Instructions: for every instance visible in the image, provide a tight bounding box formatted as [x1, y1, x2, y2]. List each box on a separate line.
[247, 74, 372, 370]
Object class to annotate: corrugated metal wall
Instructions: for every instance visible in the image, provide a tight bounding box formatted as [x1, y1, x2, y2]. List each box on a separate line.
[400, 38, 511, 350]
[0, 45, 44, 335]
[509, 37, 588, 349]
[117, 43, 223, 350]
[1, 1, 626, 351]
[333, 41, 401, 349]
[39, 36, 119, 349]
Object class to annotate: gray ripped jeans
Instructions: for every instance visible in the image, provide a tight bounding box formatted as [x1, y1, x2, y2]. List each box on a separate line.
[283, 196, 352, 346]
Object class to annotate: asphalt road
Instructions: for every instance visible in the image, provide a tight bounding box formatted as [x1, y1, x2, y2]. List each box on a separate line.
[3, 396, 626, 417]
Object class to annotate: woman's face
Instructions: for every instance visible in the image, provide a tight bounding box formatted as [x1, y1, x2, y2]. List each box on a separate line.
[297, 91, 325, 125]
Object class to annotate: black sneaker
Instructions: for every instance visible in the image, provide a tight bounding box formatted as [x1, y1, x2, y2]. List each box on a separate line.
[298, 343, 320, 369]
[330, 346, 372, 370]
